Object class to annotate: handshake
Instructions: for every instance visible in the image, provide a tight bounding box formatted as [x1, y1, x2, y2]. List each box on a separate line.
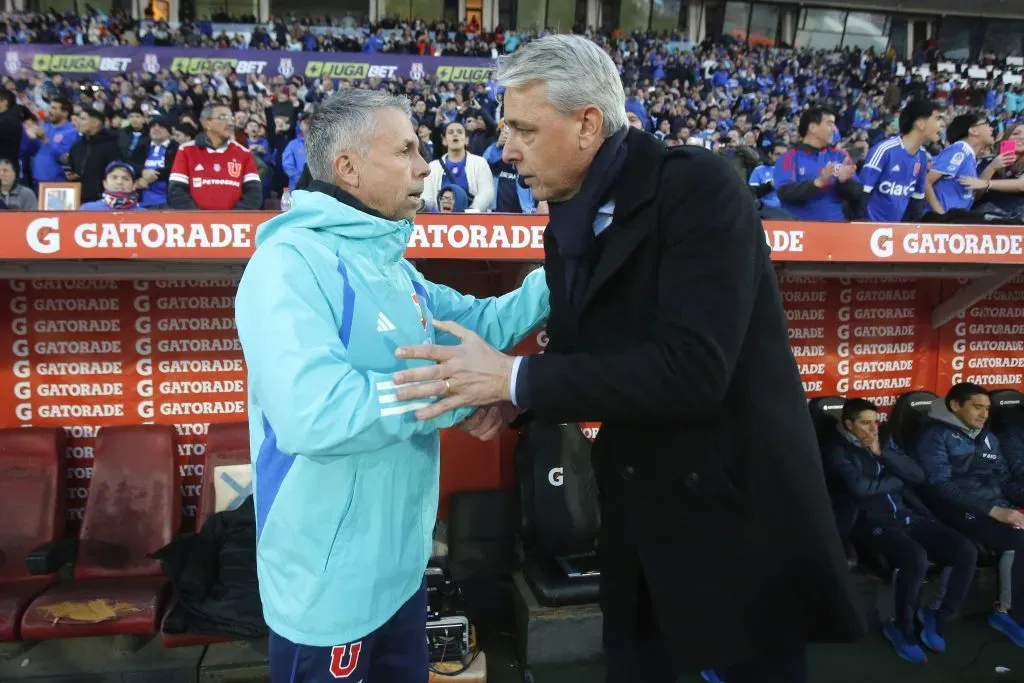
[459, 403, 518, 441]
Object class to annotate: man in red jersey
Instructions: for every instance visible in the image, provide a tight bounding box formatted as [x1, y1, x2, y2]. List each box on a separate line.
[168, 103, 263, 210]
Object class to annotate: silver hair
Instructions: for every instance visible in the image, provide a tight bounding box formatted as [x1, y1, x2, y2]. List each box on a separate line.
[199, 102, 230, 122]
[306, 89, 412, 182]
[496, 34, 627, 137]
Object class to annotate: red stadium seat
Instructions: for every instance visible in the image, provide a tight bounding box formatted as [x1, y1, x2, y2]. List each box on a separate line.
[0, 428, 68, 642]
[161, 421, 251, 648]
[20, 425, 178, 640]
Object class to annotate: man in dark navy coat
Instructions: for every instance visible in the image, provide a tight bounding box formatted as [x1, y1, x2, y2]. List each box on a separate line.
[391, 35, 865, 682]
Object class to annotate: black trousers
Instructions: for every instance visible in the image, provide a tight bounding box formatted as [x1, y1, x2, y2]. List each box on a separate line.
[854, 519, 977, 635]
[924, 496, 1024, 624]
[603, 574, 807, 683]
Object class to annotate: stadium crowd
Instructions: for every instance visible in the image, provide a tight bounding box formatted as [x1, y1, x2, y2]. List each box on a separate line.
[1, 13, 1024, 221]
[4, 12, 1024, 675]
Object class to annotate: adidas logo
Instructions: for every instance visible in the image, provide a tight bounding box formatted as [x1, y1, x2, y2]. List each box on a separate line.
[376, 312, 396, 333]
[892, 165, 900, 171]
[195, 164, 204, 171]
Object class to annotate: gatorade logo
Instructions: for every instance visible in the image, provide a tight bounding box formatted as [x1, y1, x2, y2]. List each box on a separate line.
[548, 467, 564, 487]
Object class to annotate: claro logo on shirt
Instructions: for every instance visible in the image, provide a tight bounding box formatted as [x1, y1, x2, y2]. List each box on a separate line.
[878, 180, 917, 197]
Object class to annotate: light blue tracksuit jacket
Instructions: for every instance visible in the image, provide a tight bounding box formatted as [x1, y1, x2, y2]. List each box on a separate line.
[234, 187, 549, 647]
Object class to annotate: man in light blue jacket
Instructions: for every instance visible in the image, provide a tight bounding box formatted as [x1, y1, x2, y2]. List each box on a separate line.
[234, 89, 549, 683]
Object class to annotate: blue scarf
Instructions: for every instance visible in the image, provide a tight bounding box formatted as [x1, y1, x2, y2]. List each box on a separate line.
[547, 126, 629, 305]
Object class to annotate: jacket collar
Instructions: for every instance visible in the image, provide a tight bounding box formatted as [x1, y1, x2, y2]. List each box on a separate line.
[794, 142, 830, 154]
[298, 174, 390, 222]
[610, 128, 668, 218]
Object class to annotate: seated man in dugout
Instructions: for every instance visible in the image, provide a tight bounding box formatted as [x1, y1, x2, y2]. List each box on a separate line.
[825, 398, 977, 664]
[914, 382, 1024, 648]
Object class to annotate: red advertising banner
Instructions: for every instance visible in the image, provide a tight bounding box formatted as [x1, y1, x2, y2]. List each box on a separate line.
[4, 212, 1024, 264]
[833, 277, 941, 419]
[0, 274, 1016, 529]
[937, 274, 1024, 391]
[777, 274, 839, 398]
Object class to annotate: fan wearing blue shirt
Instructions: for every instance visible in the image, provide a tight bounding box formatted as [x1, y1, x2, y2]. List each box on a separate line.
[748, 142, 787, 209]
[925, 113, 995, 217]
[860, 100, 943, 223]
[774, 107, 862, 221]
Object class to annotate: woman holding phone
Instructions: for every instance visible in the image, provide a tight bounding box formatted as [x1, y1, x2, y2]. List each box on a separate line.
[961, 122, 1024, 220]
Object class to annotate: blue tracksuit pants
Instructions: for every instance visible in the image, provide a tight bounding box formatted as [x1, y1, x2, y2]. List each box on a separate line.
[268, 580, 428, 682]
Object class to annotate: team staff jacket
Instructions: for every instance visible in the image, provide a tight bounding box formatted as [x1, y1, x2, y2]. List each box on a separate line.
[234, 182, 550, 647]
[915, 400, 1024, 517]
[824, 426, 931, 532]
[773, 142, 863, 221]
[167, 134, 262, 210]
[1002, 424, 1024, 482]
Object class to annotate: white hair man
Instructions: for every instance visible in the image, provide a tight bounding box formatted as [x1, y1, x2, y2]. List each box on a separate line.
[234, 89, 549, 683]
[389, 34, 866, 682]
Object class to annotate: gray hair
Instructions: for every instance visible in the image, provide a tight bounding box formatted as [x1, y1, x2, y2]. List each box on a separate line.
[496, 34, 627, 137]
[199, 102, 230, 122]
[306, 89, 412, 182]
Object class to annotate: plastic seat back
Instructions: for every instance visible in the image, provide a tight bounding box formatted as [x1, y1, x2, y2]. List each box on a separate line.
[990, 389, 1024, 434]
[197, 422, 252, 527]
[75, 425, 178, 581]
[808, 395, 846, 448]
[516, 421, 600, 558]
[0, 428, 67, 582]
[889, 391, 939, 452]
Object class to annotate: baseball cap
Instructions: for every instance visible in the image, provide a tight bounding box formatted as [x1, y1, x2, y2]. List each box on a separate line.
[104, 161, 137, 180]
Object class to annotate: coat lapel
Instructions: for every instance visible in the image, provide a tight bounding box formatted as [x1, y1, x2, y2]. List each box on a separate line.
[577, 131, 668, 314]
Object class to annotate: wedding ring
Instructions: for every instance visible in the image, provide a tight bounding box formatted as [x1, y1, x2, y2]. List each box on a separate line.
[443, 379, 451, 395]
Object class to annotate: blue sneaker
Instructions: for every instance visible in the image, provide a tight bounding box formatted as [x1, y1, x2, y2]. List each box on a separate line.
[917, 608, 947, 653]
[883, 621, 928, 664]
[989, 611, 1024, 647]
[701, 671, 725, 683]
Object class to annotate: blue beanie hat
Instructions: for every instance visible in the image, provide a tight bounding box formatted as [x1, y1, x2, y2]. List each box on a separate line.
[624, 98, 651, 131]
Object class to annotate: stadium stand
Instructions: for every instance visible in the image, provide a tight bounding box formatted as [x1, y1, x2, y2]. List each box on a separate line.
[3, 12, 1024, 222]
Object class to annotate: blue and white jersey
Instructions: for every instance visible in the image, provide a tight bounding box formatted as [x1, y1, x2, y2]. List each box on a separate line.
[748, 164, 780, 208]
[929, 140, 978, 213]
[860, 136, 928, 222]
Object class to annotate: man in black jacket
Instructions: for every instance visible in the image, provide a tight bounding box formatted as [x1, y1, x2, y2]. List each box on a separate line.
[825, 398, 977, 663]
[68, 108, 123, 203]
[389, 34, 864, 682]
[0, 89, 21, 168]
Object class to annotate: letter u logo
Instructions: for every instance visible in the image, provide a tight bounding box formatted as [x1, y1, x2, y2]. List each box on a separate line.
[329, 642, 362, 678]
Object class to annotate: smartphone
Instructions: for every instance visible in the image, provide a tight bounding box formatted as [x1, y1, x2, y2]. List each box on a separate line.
[999, 139, 1017, 158]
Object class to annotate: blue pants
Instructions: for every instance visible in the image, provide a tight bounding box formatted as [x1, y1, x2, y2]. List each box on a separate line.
[268, 581, 428, 683]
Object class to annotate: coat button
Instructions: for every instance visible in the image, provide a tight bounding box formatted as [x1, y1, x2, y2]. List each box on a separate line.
[620, 466, 635, 480]
[685, 472, 700, 489]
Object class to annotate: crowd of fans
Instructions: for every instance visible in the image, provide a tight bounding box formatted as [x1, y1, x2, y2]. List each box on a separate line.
[2, 13, 1024, 221]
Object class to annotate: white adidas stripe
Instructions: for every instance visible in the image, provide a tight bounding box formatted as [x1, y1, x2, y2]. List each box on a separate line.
[380, 401, 431, 417]
[377, 379, 435, 417]
[376, 379, 430, 393]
